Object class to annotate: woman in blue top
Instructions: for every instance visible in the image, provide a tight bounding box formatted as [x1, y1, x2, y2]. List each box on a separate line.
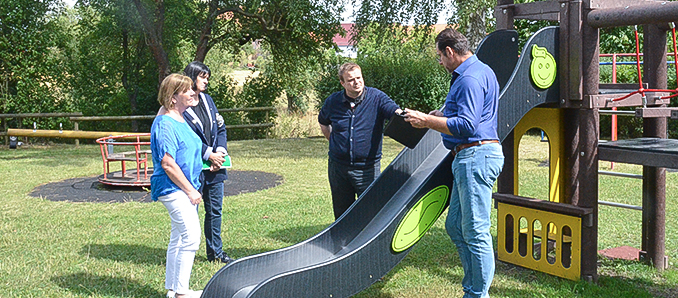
[150, 73, 203, 298]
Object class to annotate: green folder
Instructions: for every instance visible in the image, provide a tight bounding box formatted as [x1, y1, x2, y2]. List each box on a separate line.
[202, 154, 232, 170]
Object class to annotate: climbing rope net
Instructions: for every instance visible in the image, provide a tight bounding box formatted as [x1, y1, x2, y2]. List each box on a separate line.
[610, 22, 678, 106]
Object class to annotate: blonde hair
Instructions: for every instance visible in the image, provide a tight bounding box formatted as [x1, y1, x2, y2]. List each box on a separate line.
[338, 62, 361, 82]
[157, 74, 193, 109]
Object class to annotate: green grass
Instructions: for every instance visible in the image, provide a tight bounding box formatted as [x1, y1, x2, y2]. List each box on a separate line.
[0, 135, 677, 297]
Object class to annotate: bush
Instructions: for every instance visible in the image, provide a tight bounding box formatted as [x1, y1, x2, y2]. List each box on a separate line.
[209, 72, 279, 140]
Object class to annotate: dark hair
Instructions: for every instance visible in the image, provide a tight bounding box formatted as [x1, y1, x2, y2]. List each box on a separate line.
[435, 28, 471, 57]
[183, 61, 211, 90]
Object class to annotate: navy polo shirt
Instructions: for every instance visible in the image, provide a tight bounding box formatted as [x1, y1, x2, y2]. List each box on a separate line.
[318, 87, 400, 167]
[442, 55, 500, 150]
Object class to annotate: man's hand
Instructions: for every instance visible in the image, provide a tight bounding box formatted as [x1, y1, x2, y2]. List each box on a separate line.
[404, 108, 453, 135]
[320, 124, 332, 140]
[403, 108, 430, 129]
[429, 110, 443, 117]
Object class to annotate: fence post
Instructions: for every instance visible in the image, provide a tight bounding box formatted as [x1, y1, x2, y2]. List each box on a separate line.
[74, 121, 79, 147]
[18, 117, 27, 143]
[3, 118, 6, 145]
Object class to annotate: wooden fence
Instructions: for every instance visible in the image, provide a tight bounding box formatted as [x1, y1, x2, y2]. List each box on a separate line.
[1, 107, 276, 146]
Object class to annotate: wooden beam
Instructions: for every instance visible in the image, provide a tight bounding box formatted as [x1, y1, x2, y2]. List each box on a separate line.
[7, 129, 151, 140]
[635, 107, 678, 118]
[588, 1, 678, 28]
[493, 193, 593, 217]
[584, 92, 669, 108]
[0, 112, 82, 119]
[598, 138, 678, 168]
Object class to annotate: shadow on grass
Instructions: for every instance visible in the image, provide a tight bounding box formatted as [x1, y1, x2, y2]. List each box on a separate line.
[52, 272, 164, 297]
[205, 223, 328, 261]
[266, 223, 329, 244]
[81, 243, 166, 266]
[397, 226, 463, 280]
[353, 277, 395, 298]
[492, 257, 672, 297]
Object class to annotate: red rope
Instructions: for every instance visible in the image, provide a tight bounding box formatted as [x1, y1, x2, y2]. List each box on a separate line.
[610, 25, 678, 102]
[634, 28, 645, 94]
[672, 25, 678, 92]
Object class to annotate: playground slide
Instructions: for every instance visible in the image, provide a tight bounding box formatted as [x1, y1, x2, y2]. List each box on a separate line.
[201, 128, 454, 298]
[201, 27, 557, 298]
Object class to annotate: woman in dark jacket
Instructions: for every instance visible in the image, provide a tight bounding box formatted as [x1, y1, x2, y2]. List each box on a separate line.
[182, 61, 233, 264]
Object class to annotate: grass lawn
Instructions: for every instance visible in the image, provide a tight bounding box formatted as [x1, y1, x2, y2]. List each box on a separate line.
[0, 135, 677, 297]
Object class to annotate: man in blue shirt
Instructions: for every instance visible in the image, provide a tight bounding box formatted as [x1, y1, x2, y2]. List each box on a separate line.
[404, 28, 504, 298]
[318, 62, 402, 220]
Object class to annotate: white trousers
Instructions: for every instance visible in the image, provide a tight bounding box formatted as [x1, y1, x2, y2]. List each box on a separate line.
[158, 190, 201, 294]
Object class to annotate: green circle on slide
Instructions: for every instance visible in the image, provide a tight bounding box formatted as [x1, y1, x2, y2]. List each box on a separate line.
[392, 185, 450, 253]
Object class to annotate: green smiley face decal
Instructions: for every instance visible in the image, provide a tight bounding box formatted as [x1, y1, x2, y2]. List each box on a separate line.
[530, 45, 556, 89]
[392, 185, 449, 253]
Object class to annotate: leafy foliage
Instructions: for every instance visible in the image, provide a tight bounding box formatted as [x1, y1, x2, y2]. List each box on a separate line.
[0, 0, 74, 128]
[209, 72, 279, 140]
[67, 2, 161, 132]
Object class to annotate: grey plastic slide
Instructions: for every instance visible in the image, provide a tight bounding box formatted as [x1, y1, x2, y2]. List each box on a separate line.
[201, 128, 454, 298]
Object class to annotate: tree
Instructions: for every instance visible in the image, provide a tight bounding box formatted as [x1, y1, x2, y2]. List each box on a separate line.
[0, 0, 73, 117]
[131, 0, 345, 85]
[352, 0, 494, 49]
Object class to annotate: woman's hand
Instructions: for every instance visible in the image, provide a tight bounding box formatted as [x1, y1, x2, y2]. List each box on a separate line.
[161, 153, 203, 204]
[187, 189, 202, 205]
[208, 152, 225, 169]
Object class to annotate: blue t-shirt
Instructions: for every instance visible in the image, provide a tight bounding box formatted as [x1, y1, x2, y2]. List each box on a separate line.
[150, 115, 202, 201]
[318, 87, 400, 166]
[442, 55, 500, 150]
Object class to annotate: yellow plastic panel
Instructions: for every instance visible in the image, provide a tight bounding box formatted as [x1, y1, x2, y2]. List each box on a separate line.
[497, 202, 582, 280]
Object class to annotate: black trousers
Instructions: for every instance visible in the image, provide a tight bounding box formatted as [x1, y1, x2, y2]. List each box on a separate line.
[327, 158, 380, 220]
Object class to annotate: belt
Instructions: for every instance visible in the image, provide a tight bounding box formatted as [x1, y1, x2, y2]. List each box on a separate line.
[454, 140, 500, 154]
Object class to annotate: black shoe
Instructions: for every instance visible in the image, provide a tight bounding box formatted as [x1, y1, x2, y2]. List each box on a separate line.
[218, 255, 234, 264]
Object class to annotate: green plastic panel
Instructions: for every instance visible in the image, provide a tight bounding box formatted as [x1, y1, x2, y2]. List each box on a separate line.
[391, 185, 450, 253]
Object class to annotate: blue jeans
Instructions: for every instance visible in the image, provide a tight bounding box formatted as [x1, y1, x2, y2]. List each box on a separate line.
[327, 159, 380, 220]
[202, 181, 225, 260]
[445, 143, 504, 298]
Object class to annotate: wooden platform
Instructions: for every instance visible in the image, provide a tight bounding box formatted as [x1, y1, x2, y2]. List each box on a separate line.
[598, 138, 678, 169]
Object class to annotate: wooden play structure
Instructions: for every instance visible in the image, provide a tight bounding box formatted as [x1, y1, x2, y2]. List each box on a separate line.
[491, 0, 678, 281]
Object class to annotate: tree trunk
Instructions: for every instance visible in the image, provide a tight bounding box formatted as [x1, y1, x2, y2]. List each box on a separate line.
[466, 10, 486, 51]
[121, 29, 140, 131]
[132, 0, 171, 85]
[194, 1, 220, 62]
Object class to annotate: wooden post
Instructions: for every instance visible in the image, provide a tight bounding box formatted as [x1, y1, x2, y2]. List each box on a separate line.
[497, 130, 515, 196]
[3, 118, 7, 145]
[495, 0, 515, 30]
[640, 23, 668, 270]
[579, 2, 599, 282]
[74, 121, 79, 147]
[495, 0, 514, 196]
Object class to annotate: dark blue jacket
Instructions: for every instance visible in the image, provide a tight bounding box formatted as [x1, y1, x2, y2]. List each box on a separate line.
[318, 87, 399, 167]
[183, 93, 228, 184]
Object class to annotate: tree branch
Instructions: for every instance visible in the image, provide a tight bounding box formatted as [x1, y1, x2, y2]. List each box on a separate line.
[216, 6, 291, 33]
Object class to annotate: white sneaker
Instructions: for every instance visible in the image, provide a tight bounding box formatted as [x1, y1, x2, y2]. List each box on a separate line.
[166, 290, 175, 298]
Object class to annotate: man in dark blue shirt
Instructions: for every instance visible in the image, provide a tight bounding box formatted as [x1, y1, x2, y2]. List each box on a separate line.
[405, 28, 504, 298]
[318, 62, 401, 220]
